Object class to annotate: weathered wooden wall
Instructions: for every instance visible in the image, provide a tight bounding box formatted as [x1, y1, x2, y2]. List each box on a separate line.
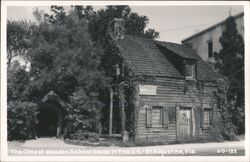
[134, 77, 217, 143]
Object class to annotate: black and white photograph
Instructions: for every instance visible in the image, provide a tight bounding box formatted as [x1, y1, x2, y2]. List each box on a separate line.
[1, 1, 249, 162]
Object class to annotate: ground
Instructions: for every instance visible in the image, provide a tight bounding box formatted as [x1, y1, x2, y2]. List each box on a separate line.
[8, 137, 245, 156]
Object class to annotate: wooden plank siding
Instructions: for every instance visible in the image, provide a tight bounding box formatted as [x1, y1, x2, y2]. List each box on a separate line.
[134, 77, 217, 143]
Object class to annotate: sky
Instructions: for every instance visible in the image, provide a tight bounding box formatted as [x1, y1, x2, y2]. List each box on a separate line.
[7, 5, 244, 43]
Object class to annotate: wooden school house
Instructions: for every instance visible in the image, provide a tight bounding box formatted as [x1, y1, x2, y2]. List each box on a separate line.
[108, 18, 219, 143]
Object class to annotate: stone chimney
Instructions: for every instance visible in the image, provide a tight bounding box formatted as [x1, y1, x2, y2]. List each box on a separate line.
[107, 18, 125, 41]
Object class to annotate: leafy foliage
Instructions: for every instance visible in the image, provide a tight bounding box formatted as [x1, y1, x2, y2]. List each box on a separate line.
[7, 62, 38, 140]
[7, 61, 30, 101]
[212, 78, 237, 140]
[214, 16, 244, 134]
[71, 5, 159, 42]
[65, 87, 104, 135]
[8, 101, 38, 140]
[27, 7, 110, 136]
[7, 20, 34, 66]
[29, 8, 109, 100]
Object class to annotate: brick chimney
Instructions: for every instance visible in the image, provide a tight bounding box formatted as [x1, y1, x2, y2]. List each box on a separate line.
[107, 18, 125, 41]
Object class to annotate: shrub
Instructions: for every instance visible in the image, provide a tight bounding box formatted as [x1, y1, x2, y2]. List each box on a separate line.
[67, 129, 86, 140]
[7, 101, 38, 140]
[213, 78, 237, 140]
[63, 87, 103, 139]
[209, 123, 224, 142]
[66, 129, 99, 143]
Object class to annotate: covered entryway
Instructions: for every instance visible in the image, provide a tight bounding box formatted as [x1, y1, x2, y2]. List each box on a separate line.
[37, 107, 58, 137]
[36, 91, 68, 138]
[178, 108, 192, 141]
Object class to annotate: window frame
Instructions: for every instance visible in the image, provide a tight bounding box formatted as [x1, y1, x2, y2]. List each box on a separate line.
[208, 41, 213, 58]
[203, 108, 213, 129]
[146, 105, 171, 128]
[185, 60, 196, 79]
[151, 106, 163, 127]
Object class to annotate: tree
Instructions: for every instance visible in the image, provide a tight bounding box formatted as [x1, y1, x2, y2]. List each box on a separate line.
[7, 20, 34, 66]
[7, 61, 38, 140]
[214, 16, 244, 134]
[27, 7, 110, 134]
[65, 87, 104, 136]
[71, 5, 159, 42]
[7, 61, 30, 102]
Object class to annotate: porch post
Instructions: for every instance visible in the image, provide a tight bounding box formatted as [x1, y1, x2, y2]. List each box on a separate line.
[176, 103, 180, 141]
[57, 114, 62, 138]
[119, 85, 128, 142]
[192, 107, 196, 137]
[109, 87, 113, 135]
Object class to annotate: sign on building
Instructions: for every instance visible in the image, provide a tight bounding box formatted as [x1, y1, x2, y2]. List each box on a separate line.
[139, 85, 157, 95]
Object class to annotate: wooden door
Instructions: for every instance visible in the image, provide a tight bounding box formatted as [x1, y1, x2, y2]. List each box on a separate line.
[178, 108, 192, 141]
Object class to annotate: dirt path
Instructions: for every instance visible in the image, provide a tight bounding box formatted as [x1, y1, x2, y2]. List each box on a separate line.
[21, 137, 83, 148]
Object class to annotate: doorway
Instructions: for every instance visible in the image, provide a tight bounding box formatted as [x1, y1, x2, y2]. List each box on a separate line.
[178, 108, 192, 141]
[37, 107, 58, 137]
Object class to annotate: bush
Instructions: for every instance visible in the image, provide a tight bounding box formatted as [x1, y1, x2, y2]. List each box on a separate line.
[67, 129, 86, 140]
[63, 87, 103, 139]
[7, 101, 38, 140]
[209, 123, 224, 142]
[66, 129, 99, 143]
[213, 78, 237, 141]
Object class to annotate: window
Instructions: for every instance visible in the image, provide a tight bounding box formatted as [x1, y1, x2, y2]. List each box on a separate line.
[152, 106, 162, 127]
[204, 109, 213, 128]
[169, 108, 176, 124]
[146, 106, 169, 128]
[185, 62, 195, 79]
[208, 41, 213, 58]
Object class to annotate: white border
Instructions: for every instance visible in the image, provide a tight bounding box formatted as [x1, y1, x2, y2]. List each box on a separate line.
[1, 1, 250, 162]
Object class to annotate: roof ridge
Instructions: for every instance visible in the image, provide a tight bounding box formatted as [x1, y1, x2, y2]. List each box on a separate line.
[154, 40, 182, 45]
[155, 40, 201, 59]
[124, 34, 155, 41]
[182, 11, 244, 42]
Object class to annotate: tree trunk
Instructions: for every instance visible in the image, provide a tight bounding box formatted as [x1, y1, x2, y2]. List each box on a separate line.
[133, 84, 140, 139]
[109, 87, 113, 135]
[119, 85, 126, 133]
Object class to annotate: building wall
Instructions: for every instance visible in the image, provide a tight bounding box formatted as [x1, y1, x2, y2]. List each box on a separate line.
[134, 77, 217, 143]
[182, 13, 244, 62]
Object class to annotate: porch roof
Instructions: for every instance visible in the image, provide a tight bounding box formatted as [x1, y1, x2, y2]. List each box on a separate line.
[41, 91, 70, 111]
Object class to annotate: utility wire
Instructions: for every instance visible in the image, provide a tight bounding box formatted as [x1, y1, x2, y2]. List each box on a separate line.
[159, 22, 212, 32]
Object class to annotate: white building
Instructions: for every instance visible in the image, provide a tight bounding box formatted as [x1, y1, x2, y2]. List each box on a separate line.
[182, 12, 244, 63]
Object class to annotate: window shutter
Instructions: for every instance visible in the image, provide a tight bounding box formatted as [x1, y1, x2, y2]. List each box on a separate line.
[195, 107, 201, 128]
[169, 107, 176, 123]
[162, 107, 169, 128]
[146, 106, 152, 128]
[201, 108, 204, 129]
[195, 107, 204, 128]
[209, 109, 213, 125]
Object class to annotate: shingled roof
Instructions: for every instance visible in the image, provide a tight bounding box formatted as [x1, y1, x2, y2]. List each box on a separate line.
[117, 35, 183, 78]
[155, 41, 199, 59]
[117, 35, 217, 81]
